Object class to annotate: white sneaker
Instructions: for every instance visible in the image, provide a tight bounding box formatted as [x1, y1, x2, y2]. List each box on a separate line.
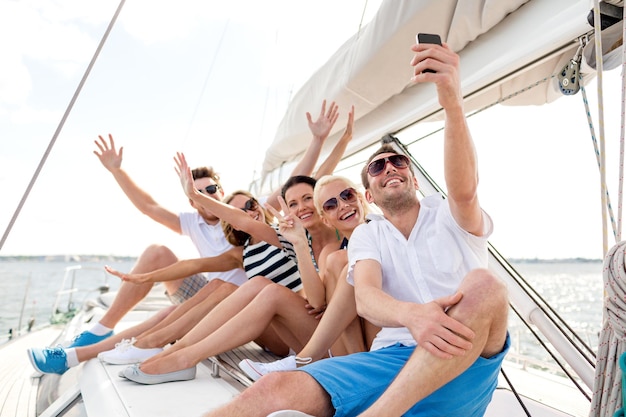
[97, 338, 163, 365]
[238, 356, 312, 381]
[267, 411, 315, 417]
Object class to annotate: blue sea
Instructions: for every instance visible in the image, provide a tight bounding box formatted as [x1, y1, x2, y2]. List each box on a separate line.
[0, 258, 605, 364]
[0, 258, 135, 343]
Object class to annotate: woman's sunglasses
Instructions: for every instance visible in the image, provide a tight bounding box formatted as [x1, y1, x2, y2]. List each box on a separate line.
[367, 154, 410, 177]
[198, 184, 221, 195]
[322, 188, 358, 213]
[241, 198, 258, 212]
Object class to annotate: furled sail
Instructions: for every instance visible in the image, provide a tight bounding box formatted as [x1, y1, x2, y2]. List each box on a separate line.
[256, 0, 594, 191]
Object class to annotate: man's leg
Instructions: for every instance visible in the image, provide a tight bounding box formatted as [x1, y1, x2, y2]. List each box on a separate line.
[204, 371, 335, 417]
[358, 268, 509, 417]
[98, 244, 182, 329]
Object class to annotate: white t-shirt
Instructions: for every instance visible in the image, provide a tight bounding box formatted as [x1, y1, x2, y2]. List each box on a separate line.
[179, 211, 248, 286]
[347, 193, 493, 351]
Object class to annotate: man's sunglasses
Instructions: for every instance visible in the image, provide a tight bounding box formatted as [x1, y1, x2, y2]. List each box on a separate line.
[367, 154, 410, 177]
[241, 198, 258, 212]
[198, 184, 221, 195]
[322, 188, 358, 213]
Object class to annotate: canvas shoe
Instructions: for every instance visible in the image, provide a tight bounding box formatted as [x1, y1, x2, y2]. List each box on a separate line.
[67, 330, 113, 348]
[27, 345, 69, 374]
[238, 356, 312, 381]
[97, 337, 163, 365]
[122, 363, 196, 385]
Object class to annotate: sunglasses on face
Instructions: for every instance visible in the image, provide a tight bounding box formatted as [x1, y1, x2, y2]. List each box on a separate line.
[322, 187, 358, 213]
[240, 198, 258, 212]
[198, 184, 221, 195]
[367, 154, 410, 177]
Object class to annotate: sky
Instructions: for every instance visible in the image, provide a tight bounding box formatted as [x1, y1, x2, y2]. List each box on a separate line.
[0, 0, 624, 260]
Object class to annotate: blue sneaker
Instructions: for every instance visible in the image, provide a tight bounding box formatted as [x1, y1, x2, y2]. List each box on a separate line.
[67, 330, 113, 348]
[27, 346, 69, 374]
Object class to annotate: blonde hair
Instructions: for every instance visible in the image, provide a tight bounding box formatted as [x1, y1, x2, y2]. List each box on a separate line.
[313, 175, 369, 217]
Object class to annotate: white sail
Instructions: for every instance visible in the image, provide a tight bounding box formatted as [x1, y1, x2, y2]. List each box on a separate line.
[259, 0, 593, 187]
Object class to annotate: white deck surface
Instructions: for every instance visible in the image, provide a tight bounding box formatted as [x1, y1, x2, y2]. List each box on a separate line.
[80, 359, 241, 417]
[76, 299, 244, 417]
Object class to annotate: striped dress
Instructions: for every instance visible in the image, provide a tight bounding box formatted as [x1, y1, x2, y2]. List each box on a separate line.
[242, 225, 303, 292]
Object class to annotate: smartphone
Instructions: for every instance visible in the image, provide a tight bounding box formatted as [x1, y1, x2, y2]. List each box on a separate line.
[416, 33, 442, 45]
[416, 33, 442, 73]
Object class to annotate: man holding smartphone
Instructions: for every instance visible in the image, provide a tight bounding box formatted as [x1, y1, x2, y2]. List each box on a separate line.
[205, 38, 509, 417]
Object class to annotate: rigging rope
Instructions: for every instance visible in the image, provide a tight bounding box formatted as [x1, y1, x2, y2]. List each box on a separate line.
[594, 0, 609, 257]
[619, 3, 626, 243]
[589, 240, 626, 416]
[0, 0, 126, 253]
[581, 82, 619, 242]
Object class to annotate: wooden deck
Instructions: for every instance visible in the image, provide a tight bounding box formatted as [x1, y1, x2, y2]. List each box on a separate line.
[209, 342, 282, 388]
[0, 326, 64, 417]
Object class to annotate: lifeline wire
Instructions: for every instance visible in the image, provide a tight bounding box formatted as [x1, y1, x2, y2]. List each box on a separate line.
[0, 0, 127, 253]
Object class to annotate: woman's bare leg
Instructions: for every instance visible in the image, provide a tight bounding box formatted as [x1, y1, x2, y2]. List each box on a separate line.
[136, 277, 274, 364]
[75, 306, 175, 362]
[139, 283, 319, 374]
[133, 280, 238, 348]
[300, 264, 365, 360]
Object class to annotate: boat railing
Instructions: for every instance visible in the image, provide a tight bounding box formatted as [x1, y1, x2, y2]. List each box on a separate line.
[506, 351, 572, 375]
[50, 265, 112, 324]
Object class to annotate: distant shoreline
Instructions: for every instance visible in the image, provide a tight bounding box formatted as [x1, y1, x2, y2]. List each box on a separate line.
[0, 255, 603, 263]
[0, 255, 138, 262]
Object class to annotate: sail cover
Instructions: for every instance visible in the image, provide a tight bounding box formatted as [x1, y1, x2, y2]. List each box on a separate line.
[260, 0, 592, 183]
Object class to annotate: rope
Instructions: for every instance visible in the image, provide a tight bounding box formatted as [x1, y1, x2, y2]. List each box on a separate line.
[580, 82, 619, 242]
[589, 240, 626, 416]
[593, 0, 609, 256]
[0, 0, 126, 253]
[618, 5, 626, 243]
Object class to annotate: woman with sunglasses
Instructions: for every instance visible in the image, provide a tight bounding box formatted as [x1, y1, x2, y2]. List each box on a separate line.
[237, 175, 380, 380]
[117, 156, 352, 384]
[123, 171, 365, 384]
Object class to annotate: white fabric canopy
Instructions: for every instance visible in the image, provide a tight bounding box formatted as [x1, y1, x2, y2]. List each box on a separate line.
[260, 0, 592, 181]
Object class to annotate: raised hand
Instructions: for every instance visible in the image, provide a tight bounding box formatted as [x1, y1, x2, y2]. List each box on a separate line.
[93, 134, 123, 171]
[409, 42, 462, 110]
[264, 196, 308, 247]
[340, 104, 354, 142]
[306, 99, 339, 140]
[173, 152, 196, 199]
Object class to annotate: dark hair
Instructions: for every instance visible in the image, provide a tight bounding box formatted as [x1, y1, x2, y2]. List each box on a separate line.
[192, 166, 220, 184]
[360, 144, 414, 189]
[281, 175, 317, 199]
[221, 190, 274, 246]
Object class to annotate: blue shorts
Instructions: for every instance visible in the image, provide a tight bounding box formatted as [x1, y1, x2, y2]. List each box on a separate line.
[301, 332, 510, 417]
